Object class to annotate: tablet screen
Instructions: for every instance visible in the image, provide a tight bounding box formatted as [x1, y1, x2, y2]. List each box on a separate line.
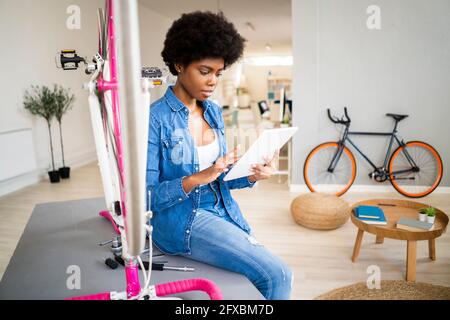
[223, 127, 298, 181]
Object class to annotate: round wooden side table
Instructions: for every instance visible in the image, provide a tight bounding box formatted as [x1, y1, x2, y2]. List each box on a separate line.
[350, 199, 448, 282]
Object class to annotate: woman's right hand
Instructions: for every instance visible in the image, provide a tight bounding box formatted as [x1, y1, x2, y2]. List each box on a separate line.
[182, 146, 240, 194]
[197, 146, 240, 185]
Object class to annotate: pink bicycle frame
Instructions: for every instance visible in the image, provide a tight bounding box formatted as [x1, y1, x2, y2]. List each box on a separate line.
[65, 0, 222, 301]
[98, 0, 124, 236]
[99, 0, 139, 298]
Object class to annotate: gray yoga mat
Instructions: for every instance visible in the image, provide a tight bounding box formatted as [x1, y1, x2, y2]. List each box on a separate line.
[0, 197, 263, 300]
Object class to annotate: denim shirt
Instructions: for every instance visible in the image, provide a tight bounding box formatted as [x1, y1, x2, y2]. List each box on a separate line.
[146, 86, 256, 255]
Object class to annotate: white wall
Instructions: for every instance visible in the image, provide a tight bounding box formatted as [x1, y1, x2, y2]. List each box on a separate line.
[139, 4, 173, 101]
[291, 0, 450, 188]
[0, 0, 171, 196]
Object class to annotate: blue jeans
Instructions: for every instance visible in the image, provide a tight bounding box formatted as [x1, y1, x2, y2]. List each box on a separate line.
[180, 181, 293, 300]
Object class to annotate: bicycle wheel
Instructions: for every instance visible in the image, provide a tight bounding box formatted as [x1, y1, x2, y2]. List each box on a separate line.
[304, 142, 357, 196]
[389, 141, 443, 198]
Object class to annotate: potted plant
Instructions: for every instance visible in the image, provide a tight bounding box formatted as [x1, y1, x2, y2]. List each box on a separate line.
[54, 85, 75, 179]
[24, 85, 59, 183]
[418, 208, 427, 222]
[426, 207, 436, 224]
[281, 117, 290, 127]
[419, 206, 436, 224]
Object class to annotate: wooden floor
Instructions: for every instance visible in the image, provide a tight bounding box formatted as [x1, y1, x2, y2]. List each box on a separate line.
[1, 162, 449, 300]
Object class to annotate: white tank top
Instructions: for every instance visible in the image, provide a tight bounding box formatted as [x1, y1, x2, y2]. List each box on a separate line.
[195, 129, 220, 172]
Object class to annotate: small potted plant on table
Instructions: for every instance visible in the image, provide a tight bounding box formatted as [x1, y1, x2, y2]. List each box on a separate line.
[418, 208, 427, 222]
[419, 206, 436, 224]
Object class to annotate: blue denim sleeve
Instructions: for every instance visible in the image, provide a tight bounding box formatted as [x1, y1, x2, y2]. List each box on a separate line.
[225, 176, 257, 189]
[146, 115, 189, 212]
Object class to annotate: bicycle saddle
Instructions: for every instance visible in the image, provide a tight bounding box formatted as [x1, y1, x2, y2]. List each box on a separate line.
[386, 113, 409, 122]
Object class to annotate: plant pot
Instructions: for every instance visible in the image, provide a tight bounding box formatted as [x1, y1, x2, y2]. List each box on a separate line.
[59, 167, 71, 179]
[48, 170, 60, 183]
[427, 215, 435, 224]
[418, 213, 427, 222]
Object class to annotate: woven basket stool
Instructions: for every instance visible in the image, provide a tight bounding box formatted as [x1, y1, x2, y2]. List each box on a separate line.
[290, 193, 351, 230]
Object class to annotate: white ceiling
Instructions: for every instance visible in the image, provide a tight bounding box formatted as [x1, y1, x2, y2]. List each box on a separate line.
[139, 0, 292, 55]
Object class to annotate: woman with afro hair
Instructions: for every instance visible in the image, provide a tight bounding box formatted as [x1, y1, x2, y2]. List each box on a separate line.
[146, 11, 292, 300]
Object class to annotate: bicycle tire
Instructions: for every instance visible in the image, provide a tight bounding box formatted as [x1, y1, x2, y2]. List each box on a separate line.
[303, 142, 357, 196]
[389, 141, 443, 198]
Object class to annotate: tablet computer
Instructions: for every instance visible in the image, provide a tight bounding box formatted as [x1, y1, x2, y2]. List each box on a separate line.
[223, 126, 298, 181]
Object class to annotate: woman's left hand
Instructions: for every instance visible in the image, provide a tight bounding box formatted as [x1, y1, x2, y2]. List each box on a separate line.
[248, 150, 279, 183]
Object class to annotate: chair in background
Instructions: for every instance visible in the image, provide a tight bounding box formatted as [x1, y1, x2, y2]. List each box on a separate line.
[257, 100, 271, 119]
[251, 101, 274, 130]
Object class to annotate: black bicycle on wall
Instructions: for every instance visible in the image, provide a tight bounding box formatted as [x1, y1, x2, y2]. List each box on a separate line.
[303, 108, 443, 198]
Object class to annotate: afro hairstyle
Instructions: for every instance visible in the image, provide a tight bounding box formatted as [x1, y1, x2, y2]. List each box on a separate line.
[161, 11, 246, 75]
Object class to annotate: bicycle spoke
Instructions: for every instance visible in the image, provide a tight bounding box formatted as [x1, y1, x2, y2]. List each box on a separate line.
[305, 144, 354, 195]
[390, 143, 441, 197]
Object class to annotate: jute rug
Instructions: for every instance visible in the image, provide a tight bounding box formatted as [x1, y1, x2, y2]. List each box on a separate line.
[315, 280, 450, 300]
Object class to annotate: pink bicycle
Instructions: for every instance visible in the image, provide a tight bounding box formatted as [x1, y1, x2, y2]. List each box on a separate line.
[57, 0, 222, 300]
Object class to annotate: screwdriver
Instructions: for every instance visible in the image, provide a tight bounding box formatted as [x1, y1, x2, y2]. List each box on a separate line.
[151, 263, 195, 272]
[114, 255, 194, 272]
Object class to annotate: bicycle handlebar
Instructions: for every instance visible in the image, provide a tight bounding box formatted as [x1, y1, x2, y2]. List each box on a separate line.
[327, 107, 351, 125]
[67, 278, 223, 300]
[156, 278, 223, 300]
[343, 107, 351, 123]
